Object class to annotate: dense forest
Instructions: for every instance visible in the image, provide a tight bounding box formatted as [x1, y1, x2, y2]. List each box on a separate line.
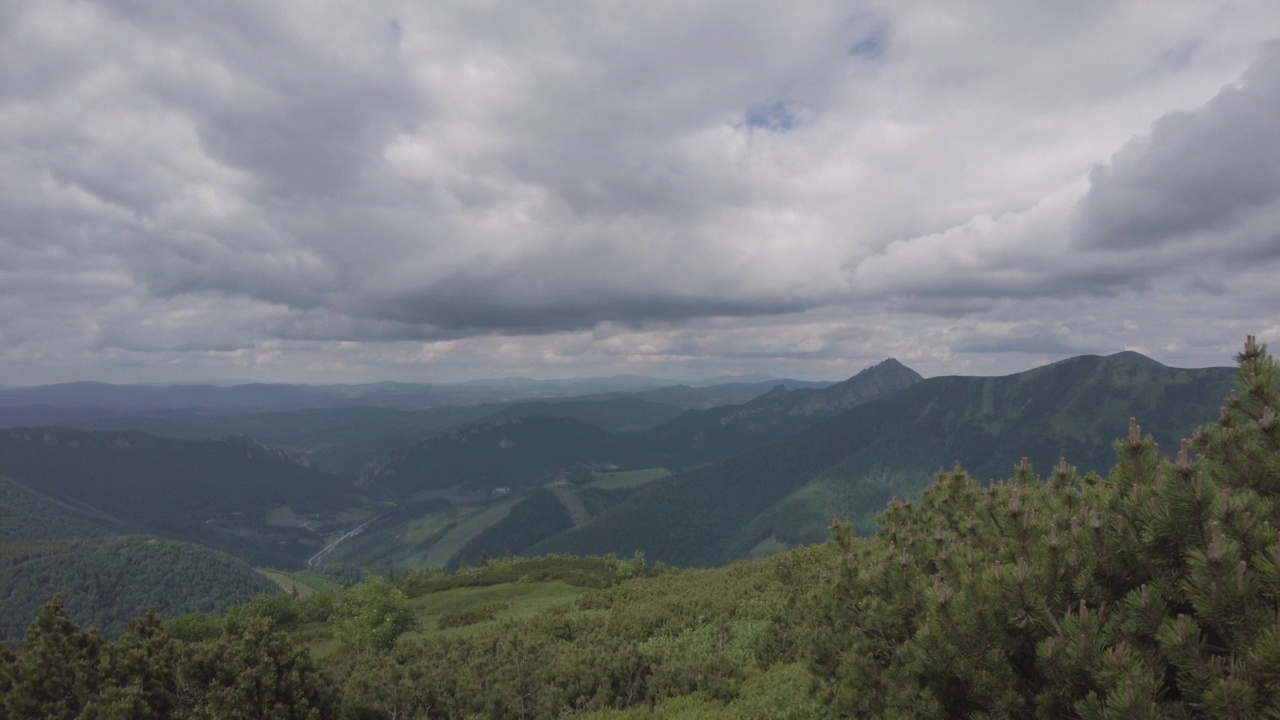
[0, 536, 279, 647]
[3, 337, 1277, 718]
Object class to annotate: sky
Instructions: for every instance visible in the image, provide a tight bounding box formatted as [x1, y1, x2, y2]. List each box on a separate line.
[3, 1, 1280, 386]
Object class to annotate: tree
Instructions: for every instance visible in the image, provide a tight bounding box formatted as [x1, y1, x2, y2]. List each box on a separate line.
[4, 594, 107, 720]
[333, 573, 415, 653]
[181, 615, 335, 720]
[810, 336, 1280, 718]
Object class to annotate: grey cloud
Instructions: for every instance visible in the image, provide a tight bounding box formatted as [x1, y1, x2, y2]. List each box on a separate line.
[948, 332, 1096, 357]
[371, 277, 811, 334]
[109, 3, 424, 198]
[5, 1, 1280, 385]
[1073, 42, 1280, 255]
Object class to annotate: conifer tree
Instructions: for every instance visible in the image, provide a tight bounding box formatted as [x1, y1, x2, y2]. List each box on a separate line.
[182, 616, 335, 720]
[4, 594, 107, 720]
[80, 609, 185, 720]
[810, 336, 1280, 719]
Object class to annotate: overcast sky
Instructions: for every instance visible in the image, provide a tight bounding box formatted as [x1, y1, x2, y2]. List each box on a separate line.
[3, 1, 1280, 385]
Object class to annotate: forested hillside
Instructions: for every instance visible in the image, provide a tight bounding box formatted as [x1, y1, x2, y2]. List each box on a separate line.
[0, 429, 373, 566]
[362, 416, 630, 497]
[531, 351, 1236, 566]
[0, 536, 278, 647]
[640, 357, 922, 466]
[0, 475, 134, 541]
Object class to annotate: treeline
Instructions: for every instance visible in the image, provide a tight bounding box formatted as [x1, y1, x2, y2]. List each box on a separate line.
[4, 337, 1278, 718]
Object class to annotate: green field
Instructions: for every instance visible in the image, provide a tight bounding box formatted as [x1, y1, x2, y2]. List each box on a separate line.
[588, 467, 671, 489]
[266, 504, 380, 531]
[299, 578, 593, 659]
[745, 537, 789, 558]
[322, 496, 520, 570]
[257, 569, 340, 597]
[406, 581, 587, 639]
[422, 500, 518, 567]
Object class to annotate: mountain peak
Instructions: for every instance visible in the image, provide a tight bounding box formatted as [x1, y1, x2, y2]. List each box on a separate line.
[850, 358, 924, 384]
[1105, 350, 1165, 368]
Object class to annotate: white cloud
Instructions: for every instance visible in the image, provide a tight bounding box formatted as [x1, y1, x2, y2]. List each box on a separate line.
[2, 1, 1280, 384]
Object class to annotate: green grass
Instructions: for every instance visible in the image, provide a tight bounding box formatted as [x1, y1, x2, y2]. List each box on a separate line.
[745, 537, 789, 559]
[300, 580, 588, 658]
[589, 468, 671, 490]
[256, 569, 339, 597]
[325, 496, 520, 570]
[264, 506, 309, 527]
[267, 503, 380, 531]
[407, 581, 587, 639]
[422, 500, 518, 567]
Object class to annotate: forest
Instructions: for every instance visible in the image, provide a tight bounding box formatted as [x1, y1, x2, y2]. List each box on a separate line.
[3, 336, 1278, 718]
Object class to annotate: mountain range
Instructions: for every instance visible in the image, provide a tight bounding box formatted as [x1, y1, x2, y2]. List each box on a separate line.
[0, 351, 1239, 582]
[525, 352, 1236, 565]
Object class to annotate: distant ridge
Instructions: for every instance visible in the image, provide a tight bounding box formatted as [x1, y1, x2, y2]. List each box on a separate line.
[639, 358, 922, 466]
[528, 352, 1237, 566]
[0, 428, 367, 566]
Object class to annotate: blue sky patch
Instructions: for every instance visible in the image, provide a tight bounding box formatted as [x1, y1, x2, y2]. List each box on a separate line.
[745, 101, 798, 132]
[849, 26, 887, 61]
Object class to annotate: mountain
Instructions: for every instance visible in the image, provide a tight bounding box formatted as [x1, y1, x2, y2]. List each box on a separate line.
[526, 352, 1237, 566]
[628, 378, 836, 410]
[361, 417, 628, 498]
[48, 404, 505, 476]
[0, 428, 372, 566]
[0, 474, 136, 542]
[641, 358, 922, 465]
[472, 396, 685, 434]
[320, 360, 918, 568]
[0, 374, 799, 415]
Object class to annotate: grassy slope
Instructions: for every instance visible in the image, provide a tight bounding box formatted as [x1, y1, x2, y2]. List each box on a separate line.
[292, 556, 672, 658]
[257, 569, 340, 597]
[322, 494, 522, 570]
[589, 468, 672, 489]
[528, 354, 1236, 566]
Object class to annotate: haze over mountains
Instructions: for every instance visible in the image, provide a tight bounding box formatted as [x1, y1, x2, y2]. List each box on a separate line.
[0, 351, 1241, 642]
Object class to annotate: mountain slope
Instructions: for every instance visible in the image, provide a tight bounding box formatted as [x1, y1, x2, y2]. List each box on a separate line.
[362, 416, 628, 497]
[0, 428, 370, 565]
[641, 358, 922, 465]
[528, 352, 1236, 566]
[0, 474, 136, 541]
[628, 378, 835, 410]
[473, 396, 685, 434]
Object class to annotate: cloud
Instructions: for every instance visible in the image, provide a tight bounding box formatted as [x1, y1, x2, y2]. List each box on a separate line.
[3, 1, 1280, 384]
[1073, 41, 1280, 259]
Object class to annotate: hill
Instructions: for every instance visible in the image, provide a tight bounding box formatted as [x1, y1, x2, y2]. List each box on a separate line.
[473, 396, 685, 434]
[361, 416, 629, 498]
[0, 474, 136, 541]
[628, 378, 835, 409]
[0, 428, 373, 566]
[0, 535, 279, 647]
[528, 351, 1236, 566]
[640, 358, 922, 465]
